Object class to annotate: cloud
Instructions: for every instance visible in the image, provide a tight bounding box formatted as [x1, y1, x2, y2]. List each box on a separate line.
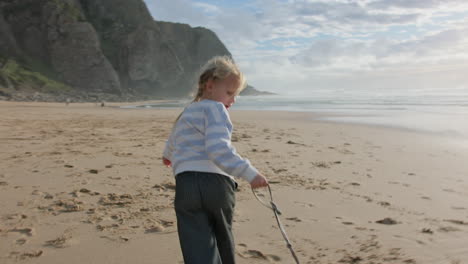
[192, 2, 221, 15]
[368, 0, 468, 10]
[144, 0, 468, 93]
[291, 25, 468, 73]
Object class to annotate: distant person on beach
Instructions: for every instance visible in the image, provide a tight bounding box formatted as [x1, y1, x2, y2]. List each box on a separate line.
[162, 56, 268, 264]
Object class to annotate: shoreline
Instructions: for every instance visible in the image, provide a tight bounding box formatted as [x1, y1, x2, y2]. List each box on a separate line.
[104, 99, 468, 145]
[2, 99, 466, 150]
[3, 99, 466, 148]
[115, 101, 468, 149]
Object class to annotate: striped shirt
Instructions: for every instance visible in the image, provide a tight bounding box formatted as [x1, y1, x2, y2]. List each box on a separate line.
[163, 99, 258, 183]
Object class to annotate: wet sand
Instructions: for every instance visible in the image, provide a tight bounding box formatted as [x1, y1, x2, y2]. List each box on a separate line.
[1, 101, 467, 263]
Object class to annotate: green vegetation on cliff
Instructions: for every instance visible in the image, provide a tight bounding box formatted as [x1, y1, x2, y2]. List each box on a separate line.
[0, 58, 71, 94]
[52, 0, 86, 21]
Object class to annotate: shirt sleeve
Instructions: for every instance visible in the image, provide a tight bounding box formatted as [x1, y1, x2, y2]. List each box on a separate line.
[204, 103, 258, 183]
[163, 128, 175, 160]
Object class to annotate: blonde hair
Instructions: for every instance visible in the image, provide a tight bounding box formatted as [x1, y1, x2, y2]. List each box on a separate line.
[191, 55, 247, 102]
[173, 56, 246, 123]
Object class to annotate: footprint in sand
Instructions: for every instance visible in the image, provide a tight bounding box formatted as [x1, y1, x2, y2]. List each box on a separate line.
[96, 223, 120, 231]
[54, 199, 85, 212]
[421, 228, 433, 234]
[286, 217, 302, 222]
[272, 168, 288, 174]
[438, 226, 460, 232]
[442, 188, 455, 193]
[16, 238, 27, 245]
[294, 201, 314, 208]
[444, 219, 468, 226]
[9, 227, 35, 237]
[339, 255, 362, 263]
[378, 201, 391, 207]
[241, 133, 252, 139]
[76, 188, 100, 196]
[311, 161, 341, 169]
[237, 244, 281, 262]
[44, 231, 73, 248]
[99, 193, 133, 206]
[152, 182, 176, 191]
[113, 152, 133, 157]
[9, 250, 43, 260]
[145, 223, 165, 233]
[311, 162, 330, 169]
[3, 213, 27, 221]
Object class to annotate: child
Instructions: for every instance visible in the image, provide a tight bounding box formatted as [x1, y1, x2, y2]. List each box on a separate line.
[162, 55, 268, 264]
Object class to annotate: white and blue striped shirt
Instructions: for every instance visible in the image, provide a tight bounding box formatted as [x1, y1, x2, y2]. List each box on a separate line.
[163, 99, 258, 183]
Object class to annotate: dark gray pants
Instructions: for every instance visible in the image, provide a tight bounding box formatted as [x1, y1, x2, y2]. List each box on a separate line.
[175, 171, 237, 264]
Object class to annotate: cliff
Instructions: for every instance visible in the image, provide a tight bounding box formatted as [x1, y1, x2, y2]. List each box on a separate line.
[242, 85, 276, 96]
[0, 0, 265, 101]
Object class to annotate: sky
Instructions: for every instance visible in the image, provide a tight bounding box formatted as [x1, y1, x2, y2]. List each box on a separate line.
[143, 0, 468, 95]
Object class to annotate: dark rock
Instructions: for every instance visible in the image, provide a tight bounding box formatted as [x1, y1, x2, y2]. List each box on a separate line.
[49, 22, 121, 94]
[375, 217, 398, 225]
[421, 228, 433, 234]
[79, 188, 91, 193]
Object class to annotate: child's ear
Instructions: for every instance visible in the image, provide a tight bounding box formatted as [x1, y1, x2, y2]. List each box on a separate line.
[205, 79, 214, 94]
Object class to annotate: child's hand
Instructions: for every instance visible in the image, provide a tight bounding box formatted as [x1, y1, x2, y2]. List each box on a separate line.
[162, 157, 172, 167]
[250, 173, 268, 189]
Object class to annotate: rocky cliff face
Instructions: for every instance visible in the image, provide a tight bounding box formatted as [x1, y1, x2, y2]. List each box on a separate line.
[0, 0, 122, 98]
[0, 0, 249, 101]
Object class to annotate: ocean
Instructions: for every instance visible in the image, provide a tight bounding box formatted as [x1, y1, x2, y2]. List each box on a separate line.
[123, 90, 468, 143]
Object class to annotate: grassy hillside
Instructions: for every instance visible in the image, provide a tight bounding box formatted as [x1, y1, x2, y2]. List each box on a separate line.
[0, 58, 72, 96]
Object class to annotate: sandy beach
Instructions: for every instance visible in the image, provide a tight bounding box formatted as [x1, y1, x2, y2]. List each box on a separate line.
[1, 101, 467, 264]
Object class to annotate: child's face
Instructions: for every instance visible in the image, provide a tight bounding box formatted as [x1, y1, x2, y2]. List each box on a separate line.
[205, 74, 240, 109]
